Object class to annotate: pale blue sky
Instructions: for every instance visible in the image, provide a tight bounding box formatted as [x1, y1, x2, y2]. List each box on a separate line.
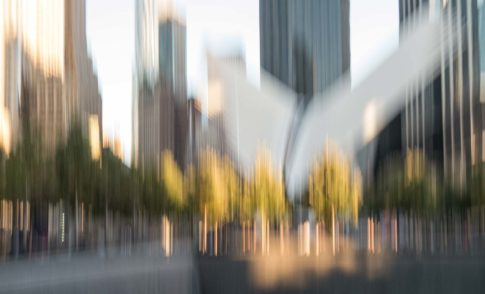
[86, 0, 398, 163]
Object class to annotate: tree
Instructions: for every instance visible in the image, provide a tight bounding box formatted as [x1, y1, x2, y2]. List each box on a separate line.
[401, 150, 439, 214]
[161, 151, 185, 211]
[56, 124, 96, 249]
[249, 149, 287, 254]
[140, 168, 160, 215]
[195, 149, 240, 254]
[5, 125, 45, 256]
[370, 150, 440, 214]
[308, 144, 362, 255]
[196, 149, 229, 224]
[471, 163, 485, 207]
[0, 151, 5, 198]
[250, 150, 287, 224]
[369, 155, 405, 213]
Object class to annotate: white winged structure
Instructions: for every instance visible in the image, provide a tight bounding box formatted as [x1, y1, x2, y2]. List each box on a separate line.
[208, 11, 458, 201]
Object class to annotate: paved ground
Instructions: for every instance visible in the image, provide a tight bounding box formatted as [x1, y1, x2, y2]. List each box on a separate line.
[3, 248, 485, 294]
[0, 246, 198, 294]
[197, 254, 485, 294]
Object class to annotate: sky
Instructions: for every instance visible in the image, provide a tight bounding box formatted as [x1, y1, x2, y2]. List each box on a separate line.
[86, 0, 398, 164]
[87, 0, 134, 162]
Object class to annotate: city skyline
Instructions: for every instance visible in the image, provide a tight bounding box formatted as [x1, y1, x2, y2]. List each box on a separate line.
[86, 0, 398, 163]
[2, 2, 485, 292]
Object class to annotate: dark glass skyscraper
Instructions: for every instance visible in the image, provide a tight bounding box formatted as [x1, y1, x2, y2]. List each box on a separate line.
[399, 0, 443, 168]
[367, 0, 482, 187]
[480, 0, 485, 73]
[159, 18, 187, 104]
[398, 0, 482, 185]
[259, 0, 350, 99]
[159, 17, 188, 168]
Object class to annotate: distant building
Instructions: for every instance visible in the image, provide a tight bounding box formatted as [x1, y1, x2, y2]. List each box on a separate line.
[370, 0, 483, 187]
[134, 2, 189, 172]
[64, 0, 103, 154]
[260, 0, 350, 99]
[479, 0, 485, 160]
[367, 0, 445, 181]
[399, 0, 443, 168]
[137, 79, 176, 174]
[134, 0, 159, 88]
[158, 12, 188, 168]
[158, 16, 187, 104]
[0, 0, 102, 155]
[133, 0, 159, 166]
[480, 0, 485, 75]
[0, 0, 21, 154]
[186, 97, 201, 166]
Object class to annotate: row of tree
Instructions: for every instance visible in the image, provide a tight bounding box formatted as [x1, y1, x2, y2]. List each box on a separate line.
[0, 125, 365, 233]
[367, 150, 485, 215]
[0, 126, 291, 225]
[6, 123, 485, 231]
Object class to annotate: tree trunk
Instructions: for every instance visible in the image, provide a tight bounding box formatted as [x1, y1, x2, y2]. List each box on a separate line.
[203, 205, 207, 254]
[242, 222, 246, 254]
[253, 220, 257, 255]
[214, 221, 218, 256]
[266, 220, 270, 254]
[132, 198, 136, 244]
[75, 191, 79, 251]
[261, 214, 265, 255]
[104, 197, 108, 253]
[280, 222, 284, 255]
[11, 199, 19, 258]
[316, 222, 319, 256]
[332, 205, 336, 256]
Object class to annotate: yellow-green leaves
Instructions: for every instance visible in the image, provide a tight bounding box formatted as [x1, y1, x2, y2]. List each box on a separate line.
[196, 149, 239, 225]
[249, 149, 287, 223]
[309, 144, 362, 226]
[161, 151, 185, 209]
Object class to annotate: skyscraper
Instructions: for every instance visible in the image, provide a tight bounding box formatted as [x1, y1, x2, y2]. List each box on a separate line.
[399, 0, 443, 167]
[480, 0, 485, 96]
[135, 0, 159, 88]
[137, 79, 175, 173]
[158, 16, 187, 104]
[64, 0, 103, 153]
[134, 2, 188, 172]
[480, 0, 485, 75]
[0, 0, 21, 154]
[397, 0, 482, 185]
[18, 0, 102, 154]
[159, 12, 187, 168]
[440, 0, 481, 184]
[260, 0, 350, 99]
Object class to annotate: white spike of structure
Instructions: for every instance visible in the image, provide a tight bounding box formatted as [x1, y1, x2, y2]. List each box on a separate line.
[209, 10, 458, 200]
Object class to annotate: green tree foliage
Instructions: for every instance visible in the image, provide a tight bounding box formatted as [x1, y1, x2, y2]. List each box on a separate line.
[369, 155, 405, 212]
[5, 128, 44, 202]
[100, 148, 135, 216]
[195, 149, 240, 225]
[372, 149, 440, 214]
[161, 151, 185, 211]
[471, 163, 485, 207]
[56, 124, 95, 207]
[249, 149, 287, 224]
[140, 168, 164, 215]
[308, 145, 362, 228]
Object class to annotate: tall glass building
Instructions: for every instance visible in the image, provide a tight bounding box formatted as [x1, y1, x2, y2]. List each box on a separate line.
[398, 0, 444, 168]
[134, 0, 159, 88]
[259, 0, 350, 100]
[394, 0, 482, 185]
[480, 0, 485, 74]
[158, 18, 187, 104]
